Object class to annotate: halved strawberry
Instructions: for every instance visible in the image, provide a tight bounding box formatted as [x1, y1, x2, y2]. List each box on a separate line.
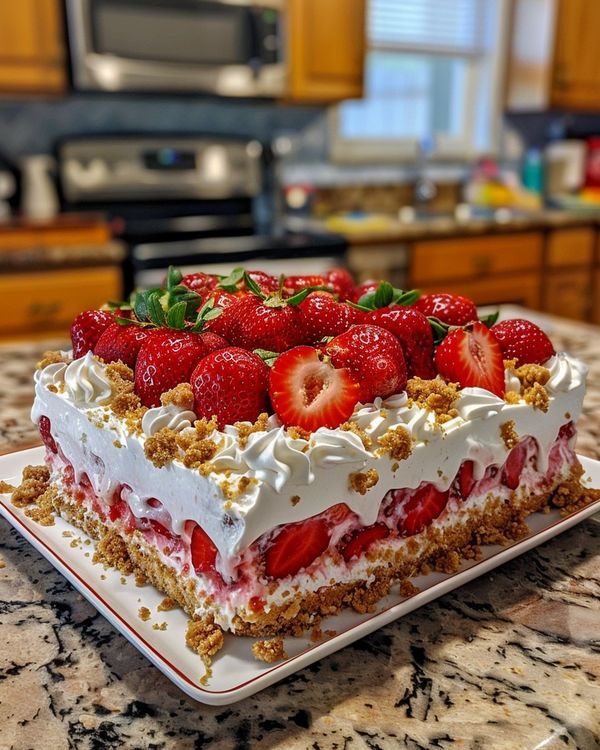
[269, 346, 360, 430]
[190, 523, 218, 573]
[398, 484, 449, 536]
[264, 517, 330, 579]
[434, 321, 505, 397]
[339, 523, 389, 562]
[458, 460, 475, 498]
[38, 415, 57, 454]
[502, 442, 527, 490]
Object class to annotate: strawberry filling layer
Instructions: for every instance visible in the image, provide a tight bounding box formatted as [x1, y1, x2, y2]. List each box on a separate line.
[43, 421, 578, 613]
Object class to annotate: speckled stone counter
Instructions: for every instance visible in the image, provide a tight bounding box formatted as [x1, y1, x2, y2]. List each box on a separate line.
[1, 309, 599, 750]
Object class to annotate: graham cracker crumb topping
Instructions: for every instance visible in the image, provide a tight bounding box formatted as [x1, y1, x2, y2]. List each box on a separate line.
[11, 465, 50, 508]
[105, 362, 134, 390]
[287, 426, 311, 441]
[290, 495, 301, 506]
[349, 468, 379, 495]
[157, 597, 178, 612]
[186, 615, 224, 665]
[144, 427, 179, 468]
[235, 413, 269, 448]
[138, 606, 151, 621]
[252, 637, 288, 663]
[0, 480, 16, 494]
[378, 425, 412, 461]
[514, 363, 550, 388]
[406, 377, 460, 422]
[500, 420, 519, 449]
[340, 421, 372, 449]
[161, 383, 195, 410]
[36, 350, 69, 370]
[182, 439, 218, 469]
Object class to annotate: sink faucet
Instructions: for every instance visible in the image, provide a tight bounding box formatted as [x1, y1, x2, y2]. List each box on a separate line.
[414, 135, 437, 207]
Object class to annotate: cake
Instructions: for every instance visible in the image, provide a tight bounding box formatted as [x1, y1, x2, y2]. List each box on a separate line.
[16, 267, 597, 647]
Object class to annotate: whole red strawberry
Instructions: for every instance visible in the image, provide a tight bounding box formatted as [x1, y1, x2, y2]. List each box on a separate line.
[70, 309, 113, 358]
[285, 274, 327, 295]
[228, 295, 306, 352]
[324, 267, 355, 301]
[94, 322, 153, 368]
[349, 280, 379, 304]
[434, 321, 505, 397]
[204, 293, 246, 340]
[135, 329, 227, 407]
[365, 307, 436, 379]
[243, 270, 279, 293]
[181, 272, 220, 296]
[491, 318, 555, 366]
[191, 347, 269, 428]
[415, 293, 477, 326]
[269, 346, 360, 430]
[298, 291, 365, 344]
[325, 324, 407, 403]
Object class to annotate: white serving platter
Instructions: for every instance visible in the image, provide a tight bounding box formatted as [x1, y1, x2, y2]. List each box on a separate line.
[1, 446, 599, 706]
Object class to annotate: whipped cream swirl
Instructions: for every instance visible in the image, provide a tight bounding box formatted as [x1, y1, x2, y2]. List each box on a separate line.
[64, 351, 113, 406]
[545, 352, 588, 393]
[142, 404, 198, 436]
[455, 388, 505, 420]
[35, 361, 67, 389]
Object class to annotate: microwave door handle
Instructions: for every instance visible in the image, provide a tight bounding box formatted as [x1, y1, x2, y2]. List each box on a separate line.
[247, 7, 261, 70]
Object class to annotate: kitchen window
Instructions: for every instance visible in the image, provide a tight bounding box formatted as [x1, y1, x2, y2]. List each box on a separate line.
[329, 0, 510, 162]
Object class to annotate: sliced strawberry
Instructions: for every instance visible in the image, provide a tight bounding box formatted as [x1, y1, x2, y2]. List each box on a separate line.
[264, 517, 330, 579]
[324, 324, 407, 403]
[70, 309, 113, 358]
[339, 523, 389, 561]
[269, 346, 360, 431]
[502, 441, 528, 490]
[398, 484, 449, 536]
[434, 321, 505, 397]
[327, 502, 353, 525]
[108, 499, 136, 533]
[190, 523, 218, 573]
[491, 318, 555, 366]
[148, 518, 175, 539]
[415, 293, 478, 326]
[458, 460, 475, 498]
[38, 415, 57, 454]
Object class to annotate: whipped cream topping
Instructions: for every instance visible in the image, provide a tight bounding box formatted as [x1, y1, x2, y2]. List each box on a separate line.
[142, 404, 197, 436]
[63, 351, 113, 406]
[32, 351, 587, 578]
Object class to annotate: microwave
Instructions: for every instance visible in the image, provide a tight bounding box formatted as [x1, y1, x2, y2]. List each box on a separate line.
[66, 0, 286, 96]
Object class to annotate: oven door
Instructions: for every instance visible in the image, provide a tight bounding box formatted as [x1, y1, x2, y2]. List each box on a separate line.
[66, 0, 286, 95]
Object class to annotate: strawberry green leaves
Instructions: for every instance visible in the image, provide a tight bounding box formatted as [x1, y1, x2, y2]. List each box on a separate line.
[349, 281, 420, 312]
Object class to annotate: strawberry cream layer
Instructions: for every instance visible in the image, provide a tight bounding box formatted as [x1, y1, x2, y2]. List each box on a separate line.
[31, 351, 587, 630]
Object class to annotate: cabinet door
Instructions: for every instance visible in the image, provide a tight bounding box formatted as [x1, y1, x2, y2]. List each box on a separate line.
[287, 0, 365, 102]
[0, 0, 66, 95]
[417, 273, 542, 310]
[0, 267, 122, 340]
[551, 0, 600, 109]
[543, 268, 593, 321]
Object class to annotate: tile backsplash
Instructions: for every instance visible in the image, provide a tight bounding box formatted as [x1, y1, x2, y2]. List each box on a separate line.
[0, 94, 322, 162]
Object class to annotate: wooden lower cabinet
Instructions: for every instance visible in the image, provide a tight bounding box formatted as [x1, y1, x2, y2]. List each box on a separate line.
[417, 272, 542, 310]
[0, 266, 122, 340]
[543, 268, 593, 322]
[593, 269, 600, 326]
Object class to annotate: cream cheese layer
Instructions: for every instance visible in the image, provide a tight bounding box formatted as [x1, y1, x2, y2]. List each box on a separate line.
[31, 352, 587, 578]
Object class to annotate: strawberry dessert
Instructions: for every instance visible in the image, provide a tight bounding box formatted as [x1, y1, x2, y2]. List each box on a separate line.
[26, 265, 595, 638]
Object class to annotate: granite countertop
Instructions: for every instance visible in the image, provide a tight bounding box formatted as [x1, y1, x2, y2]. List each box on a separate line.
[292, 208, 600, 246]
[1, 309, 599, 749]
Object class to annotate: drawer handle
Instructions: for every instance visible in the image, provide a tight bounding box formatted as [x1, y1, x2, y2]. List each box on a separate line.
[471, 255, 492, 275]
[29, 301, 61, 317]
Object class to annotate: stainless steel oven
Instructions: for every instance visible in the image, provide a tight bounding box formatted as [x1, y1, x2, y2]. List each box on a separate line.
[66, 0, 286, 96]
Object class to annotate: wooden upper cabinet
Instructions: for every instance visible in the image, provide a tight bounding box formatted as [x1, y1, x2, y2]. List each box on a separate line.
[286, 0, 366, 102]
[0, 0, 66, 95]
[550, 0, 600, 109]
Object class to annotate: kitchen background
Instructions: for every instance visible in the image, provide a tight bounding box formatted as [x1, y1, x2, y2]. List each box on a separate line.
[2, 0, 600, 341]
